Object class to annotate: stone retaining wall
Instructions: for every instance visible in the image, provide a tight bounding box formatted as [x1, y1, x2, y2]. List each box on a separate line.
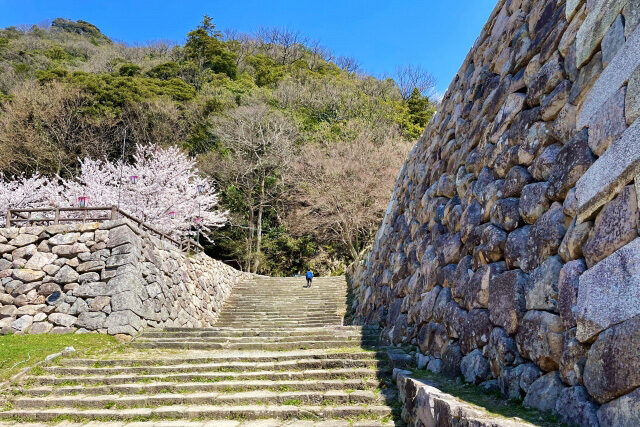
[350, 0, 640, 425]
[0, 219, 247, 336]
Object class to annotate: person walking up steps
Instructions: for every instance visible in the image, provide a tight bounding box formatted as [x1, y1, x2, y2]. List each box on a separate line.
[305, 270, 313, 288]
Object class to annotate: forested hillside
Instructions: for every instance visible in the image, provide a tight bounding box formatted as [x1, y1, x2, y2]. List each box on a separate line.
[0, 17, 436, 275]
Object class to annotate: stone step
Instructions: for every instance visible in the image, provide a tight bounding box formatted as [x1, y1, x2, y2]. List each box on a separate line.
[30, 367, 386, 386]
[162, 326, 379, 333]
[22, 378, 382, 397]
[0, 405, 392, 422]
[12, 390, 381, 410]
[137, 332, 379, 340]
[135, 334, 378, 343]
[130, 340, 378, 351]
[44, 358, 385, 375]
[140, 328, 379, 338]
[59, 351, 382, 366]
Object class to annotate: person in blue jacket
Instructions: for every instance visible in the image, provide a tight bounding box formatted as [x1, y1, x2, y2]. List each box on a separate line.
[305, 270, 313, 288]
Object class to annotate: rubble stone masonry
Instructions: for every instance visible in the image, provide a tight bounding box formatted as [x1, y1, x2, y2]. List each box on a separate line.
[350, 0, 640, 425]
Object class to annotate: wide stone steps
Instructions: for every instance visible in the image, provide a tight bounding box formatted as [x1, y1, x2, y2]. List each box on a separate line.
[1, 405, 392, 423]
[41, 358, 382, 375]
[131, 340, 377, 351]
[21, 378, 382, 397]
[11, 390, 382, 409]
[1, 276, 398, 425]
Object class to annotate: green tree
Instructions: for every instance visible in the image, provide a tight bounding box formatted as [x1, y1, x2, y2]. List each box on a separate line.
[185, 16, 237, 79]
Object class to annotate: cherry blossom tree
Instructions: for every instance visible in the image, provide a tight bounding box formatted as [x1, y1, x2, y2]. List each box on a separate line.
[0, 173, 61, 225]
[58, 144, 227, 240]
[0, 144, 227, 240]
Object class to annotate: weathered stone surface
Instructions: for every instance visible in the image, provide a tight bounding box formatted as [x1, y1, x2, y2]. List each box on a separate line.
[576, 117, 640, 221]
[458, 262, 506, 311]
[576, 0, 628, 67]
[560, 328, 589, 387]
[547, 128, 595, 201]
[578, 19, 640, 128]
[28, 321, 53, 334]
[441, 343, 463, 378]
[522, 203, 568, 273]
[76, 261, 105, 273]
[519, 362, 542, 394]
[559, 219, 592, 262]
[602, 13, 626, 68]
[582, 185, 639, 268]
[576, 238, 640, 342]
[516, 310, 563, 371]
[626, 64, 640, 125]
[598, 386, 640, 426]
[519, 183, 550, 224]
[460, 349, 491, 385]
[24, 252, 57, 270]
[529, 144, 562, 181]
[490, 198, 521, 232]
[523, 371, 565, 413]
[588, 85, 627, 156]
[525, 255, 563, 312]
[106, 225, 140, 249]
[541, 79, 571, 121]
[556, 385, 600, 426]
[583, 315, 640, 403]
[9, 233, 39, 247]
[460, 309, 492, 353]
[527, 52, 566, 106]
[12, 269, 44, 282]
[498, 364, 526, 400]
[489, 270, 527, 334]
[105, 309, 143, 336]
[48, 313, 77, 327]
[48, 232, 80, 246]
[504, 226, 531, 270]
[11, 314, 33, 332]
[52, 243, 89, 257]
[558, 260, 587, 330]
[53, 265, 79, 284]
[75, 311, 107, 330]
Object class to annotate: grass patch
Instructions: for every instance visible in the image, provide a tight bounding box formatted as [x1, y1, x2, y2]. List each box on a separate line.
[0, 333, 118, 381]
[410, 368, 564, 426]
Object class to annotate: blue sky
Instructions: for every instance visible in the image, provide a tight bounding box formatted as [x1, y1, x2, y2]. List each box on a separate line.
[0, 0, 496, 93]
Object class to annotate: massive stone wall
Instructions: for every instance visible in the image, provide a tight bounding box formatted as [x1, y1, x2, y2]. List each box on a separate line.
[350, 0, 640, 425]
[0, 219, 247, 336]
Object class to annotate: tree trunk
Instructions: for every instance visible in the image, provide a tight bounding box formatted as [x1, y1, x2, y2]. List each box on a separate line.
[246, 205, 255, 272]
[253, 175, 265, 274]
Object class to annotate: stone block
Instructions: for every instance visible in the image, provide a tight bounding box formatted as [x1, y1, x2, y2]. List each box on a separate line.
[523, 371, 565, 413]
[598, 386, 640, 426]
[560, 328, 589, 386]
[556, 385, 600, 426]
[516, 310, 564, 371]
[578, 18, 640, 128]
[584, 315, 640, 403]
[48, 313, 77, 327]
[525, 255, 563, 312]
[48, 232, 80, 246]
[460, 349, 491, 385]
[75, 311, 107, 330]
[24, 252, 57, 270]
[576, 0, 628, 68]
[558, 260, 587, 330]
[576, 237, 640, 342]
[489, 270, 527, 334]
[582, 184, 639, 267]
[547, 128, 595, 201]
[626, 64, 640, 125]
[519, 183, 551, 224]
[522, 203, 569, 273]
[12, 269, 44, 282]
[602, 14, 626, 67]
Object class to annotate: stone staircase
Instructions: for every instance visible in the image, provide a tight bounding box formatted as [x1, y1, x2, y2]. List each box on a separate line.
[0, 276, 399, 426]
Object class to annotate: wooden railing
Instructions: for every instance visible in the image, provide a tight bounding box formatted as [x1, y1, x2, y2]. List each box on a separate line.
[5, 206, 204, 253]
